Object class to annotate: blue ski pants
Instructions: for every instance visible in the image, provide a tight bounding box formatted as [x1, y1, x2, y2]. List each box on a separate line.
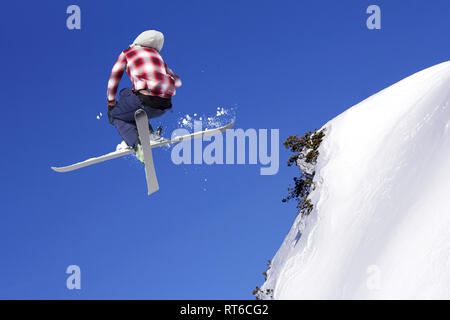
[109, 88, 168, 148]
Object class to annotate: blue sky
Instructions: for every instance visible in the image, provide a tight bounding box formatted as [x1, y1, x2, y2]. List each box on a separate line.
[0, 0, 449, 299]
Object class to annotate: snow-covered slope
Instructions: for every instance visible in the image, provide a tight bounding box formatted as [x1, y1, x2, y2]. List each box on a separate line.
[263, 61, 450, 299]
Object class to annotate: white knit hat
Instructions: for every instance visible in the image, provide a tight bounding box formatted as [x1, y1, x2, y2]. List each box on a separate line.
[131, 30, 164, 52]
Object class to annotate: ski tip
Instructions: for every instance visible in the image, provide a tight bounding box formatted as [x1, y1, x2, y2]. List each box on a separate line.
[51, 166, 64, 172]
[220, 120, 234, 131]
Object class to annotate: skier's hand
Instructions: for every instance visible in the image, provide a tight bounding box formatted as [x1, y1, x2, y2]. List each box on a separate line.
[107, 102, 116, 123]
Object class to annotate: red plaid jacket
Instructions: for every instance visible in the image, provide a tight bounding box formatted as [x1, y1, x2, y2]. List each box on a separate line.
[107, 46, 181, 105]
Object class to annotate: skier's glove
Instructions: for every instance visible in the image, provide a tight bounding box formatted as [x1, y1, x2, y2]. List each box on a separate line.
[107, 103, 116, 123]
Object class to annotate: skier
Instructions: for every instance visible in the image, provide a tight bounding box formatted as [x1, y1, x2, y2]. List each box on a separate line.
[106, 30, 182, 162]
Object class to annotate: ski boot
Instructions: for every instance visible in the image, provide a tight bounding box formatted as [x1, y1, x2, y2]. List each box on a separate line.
[149, 126, 166, 144]
[116, 140, 133, 152]
[135, 144, 145, 164]
[155, 126, 162, 136]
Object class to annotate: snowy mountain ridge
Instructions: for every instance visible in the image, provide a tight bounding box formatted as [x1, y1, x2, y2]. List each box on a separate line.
[262, 60, 450, 299]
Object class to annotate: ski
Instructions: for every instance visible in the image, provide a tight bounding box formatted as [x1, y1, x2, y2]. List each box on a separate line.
[51, 148, 135, 173]
[51, 120, 234, 173]
[135, 109, 159, 195]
